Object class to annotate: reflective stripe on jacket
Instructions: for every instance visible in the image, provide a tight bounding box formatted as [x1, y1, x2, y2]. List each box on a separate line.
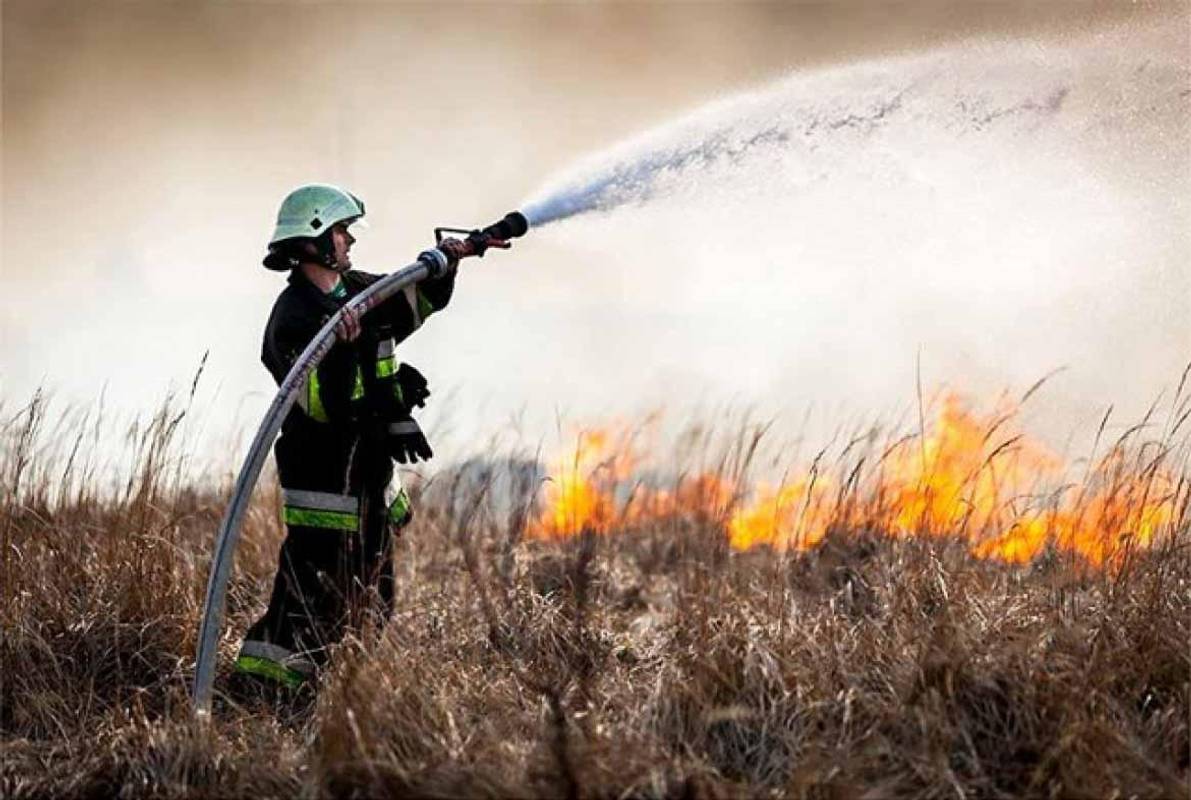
[261, 268, 454, 497]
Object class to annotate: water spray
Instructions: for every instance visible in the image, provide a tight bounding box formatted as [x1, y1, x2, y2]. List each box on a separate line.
[192, 212, 528, 716]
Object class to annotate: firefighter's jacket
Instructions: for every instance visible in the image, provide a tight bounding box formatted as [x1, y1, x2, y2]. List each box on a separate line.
[261, 268, 454, 529]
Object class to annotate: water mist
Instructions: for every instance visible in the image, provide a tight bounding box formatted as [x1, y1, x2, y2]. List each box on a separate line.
[512, 20, 1188, 442]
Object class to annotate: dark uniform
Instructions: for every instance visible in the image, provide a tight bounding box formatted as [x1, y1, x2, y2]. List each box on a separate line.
[235, 266, 454, 687]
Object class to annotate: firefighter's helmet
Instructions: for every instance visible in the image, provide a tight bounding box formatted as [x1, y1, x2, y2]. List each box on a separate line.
[268, 184, 365, 246]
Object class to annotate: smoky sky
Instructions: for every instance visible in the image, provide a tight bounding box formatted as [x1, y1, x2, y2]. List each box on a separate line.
[2, 1, 1187, 462]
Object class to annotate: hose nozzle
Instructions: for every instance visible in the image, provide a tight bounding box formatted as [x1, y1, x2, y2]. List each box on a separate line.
[478, 211, 529, 243]
[434, 210, 530, 260]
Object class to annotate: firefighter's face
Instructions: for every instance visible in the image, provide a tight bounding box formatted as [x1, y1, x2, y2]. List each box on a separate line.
[330, 222, 355, 270]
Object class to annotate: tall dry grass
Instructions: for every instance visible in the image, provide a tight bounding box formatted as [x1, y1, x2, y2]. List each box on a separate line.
[1, 385, 1188, 799]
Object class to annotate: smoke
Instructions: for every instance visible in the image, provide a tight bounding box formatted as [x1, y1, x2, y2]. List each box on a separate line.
[511, 20, 1189, 443]
[3, 5, 1186, 460]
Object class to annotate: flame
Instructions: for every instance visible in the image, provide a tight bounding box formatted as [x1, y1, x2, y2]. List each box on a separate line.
[528, 423, 734, 538]
[725, 477, 835, 551]
[529, 392, 1185, 568]
[530, 429, 625, 540]
[881, 394, 1063, 537]
[1045, 452, 1180, 567]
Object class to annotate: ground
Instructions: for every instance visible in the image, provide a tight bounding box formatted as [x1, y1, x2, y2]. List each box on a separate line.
[2, 397, 1188, 798]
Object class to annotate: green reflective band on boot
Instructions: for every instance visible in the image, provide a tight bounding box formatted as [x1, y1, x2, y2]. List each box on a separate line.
[234, 654, 306, 689]
[284, 507, 359, 530]
[388, 489, 412, 526]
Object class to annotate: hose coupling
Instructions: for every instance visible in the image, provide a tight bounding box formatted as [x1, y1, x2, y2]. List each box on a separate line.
[417, 248, 452, 278]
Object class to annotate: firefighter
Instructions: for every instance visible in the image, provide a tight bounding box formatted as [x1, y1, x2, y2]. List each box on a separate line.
[234, 184, 465, 689]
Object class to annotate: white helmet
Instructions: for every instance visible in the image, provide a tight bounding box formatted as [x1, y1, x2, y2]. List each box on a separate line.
[268, 183, 365, 245]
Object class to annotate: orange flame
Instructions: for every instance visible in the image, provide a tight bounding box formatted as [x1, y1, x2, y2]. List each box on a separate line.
[531, 429, 624, 541]
[725, 477, 835, 551]
[528, 423, 734, 538]
[529, 392, 1185, 569]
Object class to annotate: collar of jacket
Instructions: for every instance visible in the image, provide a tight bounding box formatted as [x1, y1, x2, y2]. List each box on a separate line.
[287, 268, 358, 316]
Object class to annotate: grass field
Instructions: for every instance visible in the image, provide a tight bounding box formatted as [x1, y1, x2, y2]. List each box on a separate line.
[2, 386, 1188, 798]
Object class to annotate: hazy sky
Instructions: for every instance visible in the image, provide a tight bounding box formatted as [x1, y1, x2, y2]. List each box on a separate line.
[3, 1, 1188, 461]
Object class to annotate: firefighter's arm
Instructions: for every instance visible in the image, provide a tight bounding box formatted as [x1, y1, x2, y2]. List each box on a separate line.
[414, 268, 456, 316]
[369, 269, 456, 343]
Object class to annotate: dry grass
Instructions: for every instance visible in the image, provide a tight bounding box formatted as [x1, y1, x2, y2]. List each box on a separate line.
[1, 389, 1189, 799]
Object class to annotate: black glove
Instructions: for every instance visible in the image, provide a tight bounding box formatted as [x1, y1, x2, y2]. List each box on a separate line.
[395, 363, 430, 409]
[388, 417, 433, 464]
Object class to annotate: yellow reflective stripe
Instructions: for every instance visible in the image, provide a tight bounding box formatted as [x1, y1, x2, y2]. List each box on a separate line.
[376, 356, 397, 378]
[388, 488, 412, 525]
[376, 338, 398, 378]
[284, 507, 358, 530]
[301, 369, 361, 420]
[239, 639, 317, 675]
[307, 372, 329, 423]
[234, 655, 306, 688]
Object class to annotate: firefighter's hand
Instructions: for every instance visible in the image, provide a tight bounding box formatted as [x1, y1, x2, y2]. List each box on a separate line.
[438, 237, 469, 267]
[334, 305, 362, 342]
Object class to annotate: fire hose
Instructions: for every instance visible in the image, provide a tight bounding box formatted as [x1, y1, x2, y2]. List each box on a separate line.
[192, 211, 529, 716]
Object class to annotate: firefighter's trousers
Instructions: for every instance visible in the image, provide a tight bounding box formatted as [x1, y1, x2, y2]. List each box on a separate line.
[235, 480, 412, 688]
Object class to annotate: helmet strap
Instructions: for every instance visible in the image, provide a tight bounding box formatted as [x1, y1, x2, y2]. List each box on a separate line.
[312, 229, 346, 272]
[263, 227, 347, 273]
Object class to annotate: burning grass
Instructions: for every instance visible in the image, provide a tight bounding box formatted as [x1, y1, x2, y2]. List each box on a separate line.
[1, 385, 1189, 798]
[530, 391, 1187, 570]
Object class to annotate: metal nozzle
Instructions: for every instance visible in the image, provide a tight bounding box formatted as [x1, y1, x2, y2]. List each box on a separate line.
[481, 211, 529, 242]
[434, 211, 530, 260]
